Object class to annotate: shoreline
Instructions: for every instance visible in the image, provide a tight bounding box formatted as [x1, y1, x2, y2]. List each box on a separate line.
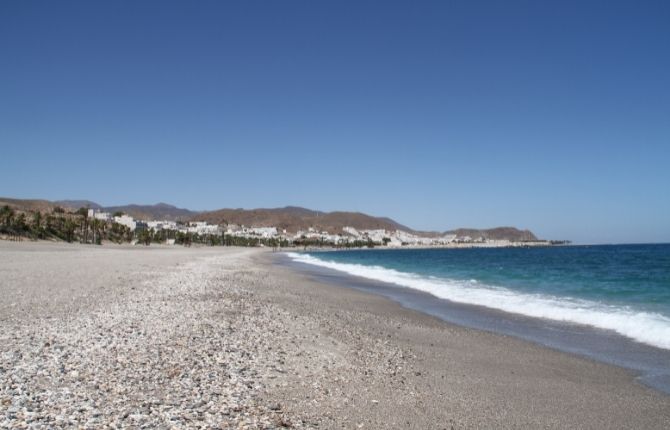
[1, 242, 668, 428]
[288, 240, 566, 253]
[258, 251, 670, 428]
[279, 251, 670, 395]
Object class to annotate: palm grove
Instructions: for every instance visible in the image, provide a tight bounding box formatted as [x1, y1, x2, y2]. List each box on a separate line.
[0, 205, 295, 248]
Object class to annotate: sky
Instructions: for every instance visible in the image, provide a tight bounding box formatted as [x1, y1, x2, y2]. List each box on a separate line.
[1, 1, 669, 244]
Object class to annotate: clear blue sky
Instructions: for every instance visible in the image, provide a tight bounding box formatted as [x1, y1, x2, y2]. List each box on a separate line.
[1, 1, 669, 244]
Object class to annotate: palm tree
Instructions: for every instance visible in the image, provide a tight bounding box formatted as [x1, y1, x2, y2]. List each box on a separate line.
[15, 213, 27, 232]
[0, 205, 14, 228]
[76, 207, 89, 243]
[90, 218, 100, 244]
[64, 219, 77, 243]
[32, 211, 43, 238]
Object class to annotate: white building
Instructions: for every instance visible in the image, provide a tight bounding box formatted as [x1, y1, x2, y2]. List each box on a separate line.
[95, 212, 112, 222]
[87, 209, 112, 222]
[342, 226, 359, 237]
[247, 227, 278, 238]
[114, 215, 137, 231]
[147, 220, 178, 231]
[441, 234, 457, 243]
[224, 226, 279, 239]
[187, 222, 221, 235]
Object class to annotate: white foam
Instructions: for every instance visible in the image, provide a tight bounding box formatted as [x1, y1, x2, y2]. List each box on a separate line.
[287, 252, 670, 350]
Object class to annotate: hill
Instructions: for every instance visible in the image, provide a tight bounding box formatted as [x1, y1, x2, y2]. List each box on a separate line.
[1, 198, 196, 221]
[192, 206, 414, 234]
[446, 227, 538, 242]
[104, 203, 196, 221]
[0, 197, 543, 241]
[55, 200, 102, 210]
[0, 197, 58, 212]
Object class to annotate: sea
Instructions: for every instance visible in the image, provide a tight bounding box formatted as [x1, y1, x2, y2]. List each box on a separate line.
[284, 244, 670, 393]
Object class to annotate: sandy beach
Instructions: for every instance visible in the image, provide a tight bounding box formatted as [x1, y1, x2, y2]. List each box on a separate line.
[1, 242, 669, 429]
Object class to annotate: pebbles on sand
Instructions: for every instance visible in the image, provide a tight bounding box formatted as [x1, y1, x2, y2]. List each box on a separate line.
[0, 248, 307, 429]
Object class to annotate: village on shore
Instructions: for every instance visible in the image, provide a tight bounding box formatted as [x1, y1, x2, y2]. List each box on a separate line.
[0, 203, 567, 248]
[87, 209, 564, 248]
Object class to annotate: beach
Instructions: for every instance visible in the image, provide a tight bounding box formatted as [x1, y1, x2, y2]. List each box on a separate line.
[1, 242, 669, 429]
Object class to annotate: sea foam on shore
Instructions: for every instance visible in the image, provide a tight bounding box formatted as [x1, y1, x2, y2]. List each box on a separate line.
[287, 251, 670, 350]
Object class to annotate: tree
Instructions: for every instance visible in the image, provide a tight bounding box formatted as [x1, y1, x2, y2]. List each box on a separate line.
[77, 207, 89, 243]
[138, 228, 151, 246]
[64, 219, 77, 243]
[14, 213, 27, 232]
[45, 214, 55, 234]
[0, 205, 14, 228]
[32, 211, 44, 238]
[90, 218, 103, 244]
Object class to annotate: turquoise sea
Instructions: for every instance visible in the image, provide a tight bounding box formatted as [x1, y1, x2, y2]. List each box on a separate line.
[288, 244, 670, 350]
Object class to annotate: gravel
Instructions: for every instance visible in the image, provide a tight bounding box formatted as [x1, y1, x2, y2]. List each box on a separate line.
[1, 245, 303, 429]
[2, 242, 669, 429]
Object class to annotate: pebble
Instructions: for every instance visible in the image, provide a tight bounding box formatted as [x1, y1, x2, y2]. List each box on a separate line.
[1, 249, 418, 429]
[0, 256, 306, 428]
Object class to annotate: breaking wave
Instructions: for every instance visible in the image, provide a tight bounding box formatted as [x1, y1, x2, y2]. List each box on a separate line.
[287, 252, 670, 350]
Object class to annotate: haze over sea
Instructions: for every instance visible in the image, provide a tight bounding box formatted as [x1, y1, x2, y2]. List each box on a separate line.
[289, 244, 670, 350]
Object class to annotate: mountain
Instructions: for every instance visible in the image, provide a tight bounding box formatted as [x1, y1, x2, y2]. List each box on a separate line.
[55, 200, 102, 210]
[445, 227, 538, 242]
[0, 197, 542, 241]
[192, 206, 414, 234]
[194, 208, 541, 240]
[0, 197, 59, 212]
[1, 198, 196, 221]
[52, 200, 196, 221]
[102, 203, 196, 221]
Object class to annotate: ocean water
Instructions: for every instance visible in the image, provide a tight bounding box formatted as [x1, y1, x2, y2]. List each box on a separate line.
[287, 244, 670, 351]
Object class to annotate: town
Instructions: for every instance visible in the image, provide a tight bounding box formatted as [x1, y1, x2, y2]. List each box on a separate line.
[83, 209, 561, 248]
[0, 202, 566, 248]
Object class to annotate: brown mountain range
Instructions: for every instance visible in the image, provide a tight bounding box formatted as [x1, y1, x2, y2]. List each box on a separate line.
[0, 197, 541, 241]
[53, 200, 196, 221]
[446, 227, 538, 241]
[0, 197, 57, 213]
[192, 206, 414, 234]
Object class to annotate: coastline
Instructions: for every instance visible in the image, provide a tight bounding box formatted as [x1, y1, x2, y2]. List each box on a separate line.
[1, 242, 668, 428]
[261, 251, 670, 428]
[292, 239, 566, 253]
[281, 250, 670, 395]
